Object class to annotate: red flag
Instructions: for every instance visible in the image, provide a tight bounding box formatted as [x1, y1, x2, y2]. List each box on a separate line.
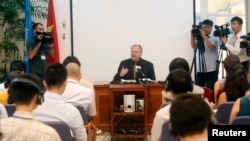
[47, 0, 60, 63]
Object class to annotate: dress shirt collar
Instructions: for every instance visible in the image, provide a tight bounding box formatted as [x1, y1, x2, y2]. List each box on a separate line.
[67, 79, 79, 85]
[44, 91, 66, 104]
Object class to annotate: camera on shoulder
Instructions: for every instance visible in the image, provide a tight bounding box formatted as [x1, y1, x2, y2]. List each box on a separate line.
[36, 32, 53, 44]
[240, 33, 250, 56]
[213, 22, 231, 37]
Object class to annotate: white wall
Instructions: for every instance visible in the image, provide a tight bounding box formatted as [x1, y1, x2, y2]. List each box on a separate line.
[54, 0, 194, 83]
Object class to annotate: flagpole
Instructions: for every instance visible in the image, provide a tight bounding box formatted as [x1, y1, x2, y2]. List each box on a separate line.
[70, 0, 74, 56]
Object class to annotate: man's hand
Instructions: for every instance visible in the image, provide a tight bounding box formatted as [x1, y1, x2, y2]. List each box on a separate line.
[119, 67, 128, 77]
[219, 36, 227, 44]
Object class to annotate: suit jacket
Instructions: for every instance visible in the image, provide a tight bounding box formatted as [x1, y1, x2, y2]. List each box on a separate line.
[112, 58, 156, 82]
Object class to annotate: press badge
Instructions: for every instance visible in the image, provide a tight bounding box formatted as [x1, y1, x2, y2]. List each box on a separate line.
[41, 54, 46, 60]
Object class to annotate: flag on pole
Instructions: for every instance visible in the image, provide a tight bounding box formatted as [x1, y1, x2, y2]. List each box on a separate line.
[24, 0, 33, 73]
[47, 0, 60, 63]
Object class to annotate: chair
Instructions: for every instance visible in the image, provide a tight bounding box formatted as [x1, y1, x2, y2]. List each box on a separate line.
[43, 121, 75, 141]
[160, 121, 179, 141]
[71, 103, 97, 141]
[215, 102, 234, 124]
[4, 104, 16, 117]
[231, 116, 250, 125]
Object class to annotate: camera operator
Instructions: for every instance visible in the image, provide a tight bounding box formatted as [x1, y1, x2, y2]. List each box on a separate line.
[219, 16, 250, 72]
[191, 19, 220, 100]
[27, 23, 55, 81]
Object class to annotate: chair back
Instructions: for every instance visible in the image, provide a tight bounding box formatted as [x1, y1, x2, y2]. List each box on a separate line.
[43, 121, 75, 141]
[215, 101, 234, 124]
[160, 121, 179, 141]
[231, 116, 250, 125]
[70, 103, 89, 125]
[4, 104, 16, 117]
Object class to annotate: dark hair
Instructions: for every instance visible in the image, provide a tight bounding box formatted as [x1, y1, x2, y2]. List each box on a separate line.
[170, 94, 212, 137]
[164, 69, 193, 94]
[230, 16, 243, 25]
[62, 56, 81, 67]
[223, 54, 240, 73]
[32, 22, 43, 30]
[44, 63, 67, 89]
[202, 19, 213, 26]
[8, 74, 42, 105]
[4, 60, 26, 89]
[224, 63, 249, 101]
[169, 57, 190, 72]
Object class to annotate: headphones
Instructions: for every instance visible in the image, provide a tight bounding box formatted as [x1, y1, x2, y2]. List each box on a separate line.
[10, 78, 44, 105]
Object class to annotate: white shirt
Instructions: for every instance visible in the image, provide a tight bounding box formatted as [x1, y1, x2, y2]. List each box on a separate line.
[225, 31, 250, 62]
[0, 83, 5, 91]
[62, 79, 97, 117]
[151, 104, 171, 141]
[33, 91, 87, 141]
[0, 104, 8, 119]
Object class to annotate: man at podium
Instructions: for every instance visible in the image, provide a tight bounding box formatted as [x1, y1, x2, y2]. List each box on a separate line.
[112, 44, 156, 83]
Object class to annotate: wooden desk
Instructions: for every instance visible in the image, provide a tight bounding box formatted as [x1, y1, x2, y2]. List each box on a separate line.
[93, 81, 163, 132]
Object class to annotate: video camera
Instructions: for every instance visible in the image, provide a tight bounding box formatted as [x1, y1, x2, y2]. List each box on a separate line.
[191, 22, 202, 37]
[240, 33, 250, 56]
[36, 32, 53, 44]
[213, 22, 231, 37]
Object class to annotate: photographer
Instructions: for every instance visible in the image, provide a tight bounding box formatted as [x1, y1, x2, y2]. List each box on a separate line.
[191, 19, 220, 100]
[27, 23, 55, 80]
[219, 16, 250, 72]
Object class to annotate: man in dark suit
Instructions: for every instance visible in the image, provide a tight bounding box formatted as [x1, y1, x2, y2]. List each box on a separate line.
[112, 44, 156, 83]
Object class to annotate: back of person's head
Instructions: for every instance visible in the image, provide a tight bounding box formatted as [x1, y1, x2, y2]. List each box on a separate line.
[4, 60, 26, 89]
[169, 57, 190, 72]
[66, 63, 81, 78]
[230, 16, 243, 25]
[225, 63, 249, 101]
[202, 19, 213, 26]
[169, 94, 212, 137]
[224, 54, 240, 72]
[44, 63, 67, 89]
[62, 56, 81, 67]
[164, 69, 193, 94]
[32, 22, 43, 30]
[8, 74, 43, 105]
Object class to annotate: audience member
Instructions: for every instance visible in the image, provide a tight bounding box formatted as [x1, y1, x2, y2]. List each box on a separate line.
[112, 44, 156, 83]
[213, 54, 240, 108]
[33, 63, 87, 141]
[191, 19, 220, 101]
[219, 16, 250, 71]
[27, 22, 55, 80]
[62, 56, 93, 89]
[62, 63, 97, 120]
[0, 60, 26, 104]
[0, 104, 8, 119]
[0, 74, 60, 141]
[151, 69, 193, 141]
[229, 90, 250, 124]
[169, 94, 214, 141]
[161, 57, 204, 105]
[217, 63, 249, 107]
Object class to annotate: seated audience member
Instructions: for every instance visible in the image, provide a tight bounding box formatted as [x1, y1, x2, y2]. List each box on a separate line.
[33, 63, 87, 141]
[0, 60, 26, 104]
[151, 69, 193, 141]
[213, 54, 240, 108]
[62, 56, 93, 89]
[229, 90, 250, 124]
[62, 63, 97, 120]
[217, 63, 249, 108]
[0, 74, 60, 141]
[0, 104, 8, 119]
[161, 57, 204, 105]
[112, 44, 156, 83]
[169, 94, 214, 141]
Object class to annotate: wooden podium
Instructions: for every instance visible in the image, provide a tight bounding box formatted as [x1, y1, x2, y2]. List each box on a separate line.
[93, 81, 163, 134]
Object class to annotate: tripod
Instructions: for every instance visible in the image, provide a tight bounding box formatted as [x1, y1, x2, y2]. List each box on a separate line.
[190, 35, 207, 80]
[216, 44, 230, 78]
